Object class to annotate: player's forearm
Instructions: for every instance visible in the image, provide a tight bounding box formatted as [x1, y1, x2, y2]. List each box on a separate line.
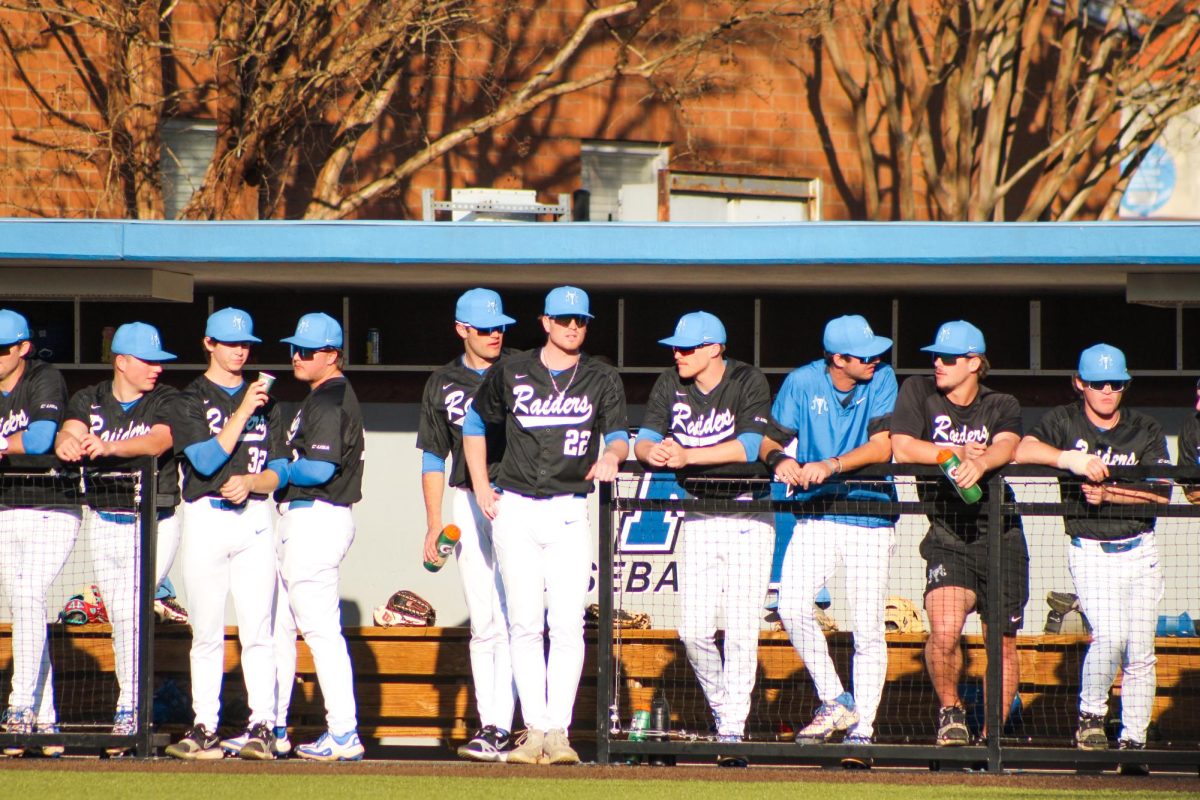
[682, 439, 749, 466]
[215, 409, 253, 453]
[978, 433, 1019, 471]
[603, 436, 629, 463]
[242, 470, 281, 495]
[1101, 484, 1171, 504]
[633, 436, 657, 464]
[421, 471, 446, 530]
[835, 432, 891, 472]
[104, 427, 173, 458]
[890, 434, 942, 464]
[759, 435, 788, 462]
[1014, 436, 1061, 466]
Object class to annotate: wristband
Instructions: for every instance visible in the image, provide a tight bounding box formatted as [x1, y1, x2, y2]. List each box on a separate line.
[765, 449, 793, 471]
[829, 456, 842, 474]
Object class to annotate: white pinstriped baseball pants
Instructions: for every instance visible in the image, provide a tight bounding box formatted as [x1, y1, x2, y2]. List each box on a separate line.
[181, 497, 277, 731]
[677, 512, 774, 738]
[453, 487, 516, 732]
[492, 491, 591, 733]
[1069, 532, 1164, 744]
[0, 507, 80, 721]
[777, 518, 894, 738]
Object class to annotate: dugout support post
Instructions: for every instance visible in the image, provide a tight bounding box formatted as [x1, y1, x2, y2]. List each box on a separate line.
[135, 456, 158, 758]
[596, 479, 615, 765]
[984, 472, 1004, 774]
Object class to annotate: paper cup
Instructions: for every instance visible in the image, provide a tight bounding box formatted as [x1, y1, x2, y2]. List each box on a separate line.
[259, 371, 276, 394]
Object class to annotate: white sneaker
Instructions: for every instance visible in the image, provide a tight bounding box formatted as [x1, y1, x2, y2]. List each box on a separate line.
[796, 699, 858, 743]
[273, 726, 292, 757]
[294, 730, 364, 762]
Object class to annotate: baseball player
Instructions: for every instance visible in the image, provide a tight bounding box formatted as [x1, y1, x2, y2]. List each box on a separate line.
[0, 310, 77, 758]
[634, 311, 772, 767]
[890, 320, 1027, 746]
[463, 286, 628, 766]
[274, 312, 366, 762]
[1015, 344, 1168, 767]
[165, 308, 287, 760]
[1178, 376, 1200, 504]
[54, 321, 181, 753]
[417, 288, 517, 761]
[760, 315, 896, 758]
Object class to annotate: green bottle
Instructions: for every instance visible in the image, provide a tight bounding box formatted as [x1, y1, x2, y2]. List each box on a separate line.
[937, 449, 983, 504]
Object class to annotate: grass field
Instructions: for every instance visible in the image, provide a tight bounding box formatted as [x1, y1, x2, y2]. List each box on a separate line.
[0, 770, 1196, 800]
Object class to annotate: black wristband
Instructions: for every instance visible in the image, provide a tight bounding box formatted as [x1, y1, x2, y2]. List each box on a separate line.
[764, 449, 793, 471]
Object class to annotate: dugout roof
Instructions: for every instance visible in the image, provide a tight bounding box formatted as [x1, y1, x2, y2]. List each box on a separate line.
[1, 219, 1198, 302]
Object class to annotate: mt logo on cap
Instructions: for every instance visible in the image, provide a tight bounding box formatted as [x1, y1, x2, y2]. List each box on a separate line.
[111, 322, 176, 362]
[1078, 343, 1130, 382]
[206, 307, 262, 343]
[823, 314, 892, 359]
[659, 311, 726, 348]
[920, 320, 986, 356]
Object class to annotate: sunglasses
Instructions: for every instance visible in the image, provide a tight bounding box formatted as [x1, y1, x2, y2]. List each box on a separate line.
[290, 345, 336, 360]
[470, 325, 507, 336]
[550, 314, 590, 328]
[1083, 379, 1128, 393]
[845, 353, 882, 364]
[933, 354, 974, 366]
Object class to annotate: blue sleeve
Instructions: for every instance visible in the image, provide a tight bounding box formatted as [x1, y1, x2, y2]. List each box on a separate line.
[183, 437, 232, 477]
[771, 373, 802, 434]
[267, 458, 290, 488]
[869, 366, 899, 420]
[634, 428, 663, 445]
[737, 432, 763, 462]
[422, 451, 446, 474]
[289, 457, 337, 486]
[21, 420, 57, 454]
[463, 407, 486, 437]
[605, 430, 630, 447]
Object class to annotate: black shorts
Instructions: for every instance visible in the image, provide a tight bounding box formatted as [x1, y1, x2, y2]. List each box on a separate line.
[920, 527, 1029, 634]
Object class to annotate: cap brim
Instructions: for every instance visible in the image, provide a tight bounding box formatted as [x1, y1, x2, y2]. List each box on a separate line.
[1079, 369, 1131, 381]
[458, 313, 516, 328]
[116, 349, 176, 362]
[544, 309, 595, 318]
[844, 336, 893, 359]
[920, 344, 982, 355]
[281, 335, 341, 349]
[659, 335, 722, 348]
[210, 334, 263, 344]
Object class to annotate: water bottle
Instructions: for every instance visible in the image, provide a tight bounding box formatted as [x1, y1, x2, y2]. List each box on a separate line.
[936, 449, 983, 504]
[422, 524, 461, 572]
[629, 707, 651, 741]
[649, 692, 674, 766]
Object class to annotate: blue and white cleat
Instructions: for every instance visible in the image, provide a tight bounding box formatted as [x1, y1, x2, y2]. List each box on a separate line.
[294, 730, 365, 762]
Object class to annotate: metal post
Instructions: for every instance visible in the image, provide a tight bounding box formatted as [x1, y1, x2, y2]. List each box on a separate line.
[595, 479, 615, 764]
[136, 457, 159, 757]
[985, 472, 1005, 773]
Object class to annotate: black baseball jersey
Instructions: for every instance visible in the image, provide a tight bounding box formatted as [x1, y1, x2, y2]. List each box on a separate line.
[0, 360, 76, 506]
[472, 348, 628, 497]
[276, 376, 364, 506]
[641, 358, 769, 496]
[891, 376, 1023, 541]
[1177, 413, 1200, 471]
[64, 381, 180, 509]
[1027, 402, 1170, 541]
[416, 355, 506, 489]
[175, 376, 288, 503]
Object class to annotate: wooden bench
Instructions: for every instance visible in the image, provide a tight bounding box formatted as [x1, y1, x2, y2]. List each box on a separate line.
[2, 625, 1197, 745]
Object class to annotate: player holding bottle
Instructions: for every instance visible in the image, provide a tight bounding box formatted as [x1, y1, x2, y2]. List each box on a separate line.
[464, 286, 628, 766]
[634, 311, 772, 768]
[165, 308, 287, 760]
[418, 288, 517, 761]
[275, 312, 366, 762]
[55, 322, 181, 754]
[760, 315, 896, 761]
[0, 310, 77, 758]
[890, 320, 1027, 747]
[1015, 344, 1168, 771]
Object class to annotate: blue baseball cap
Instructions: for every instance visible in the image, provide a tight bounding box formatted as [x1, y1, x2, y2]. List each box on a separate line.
[1078, 343, 1130, 382]
[659, 311, 727, 348]
[823, 314, 892, 359]
[921, 320, 986, 356]
[281, 312, 343, 349]
[456, 288, 516, 328]
[111, 322, 176, 362]
[205, 307, 261, 343]
[0, 309, 31, 346]
[544, 286, 593, 318]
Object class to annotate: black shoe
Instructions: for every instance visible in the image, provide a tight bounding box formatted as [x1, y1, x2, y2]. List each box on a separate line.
[239, 721, 276, 760]
[840, 733, 873, 769]
[716, 734, 747, 767]
[1116, 739, 1149, 776]
[935, 706, 969, 747]
[164, 724, 222, 760]
[457, 725, 512, 762]
[1075, 713, 1109, 751]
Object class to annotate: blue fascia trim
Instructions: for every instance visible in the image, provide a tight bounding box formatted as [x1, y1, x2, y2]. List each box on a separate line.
[2, 219, 1199, 267]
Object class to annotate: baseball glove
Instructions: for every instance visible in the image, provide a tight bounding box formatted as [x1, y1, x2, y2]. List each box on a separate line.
[373, 589, 436, 627]
[584, 603, 651, 630]
[884, 595, 924, 634]
[58, 585, 109, 625]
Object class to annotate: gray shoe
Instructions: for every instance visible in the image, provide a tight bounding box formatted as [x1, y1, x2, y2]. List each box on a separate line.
[165, 724, 223, 760]
[1075, 713, 1109, 751]
[543, 729, 579, 765]
[239, 722, 276, 761]
[507, 729, 545, 765]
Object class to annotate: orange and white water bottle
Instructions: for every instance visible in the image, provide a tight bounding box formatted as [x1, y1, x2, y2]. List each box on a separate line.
[423, 524, 461, 572]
